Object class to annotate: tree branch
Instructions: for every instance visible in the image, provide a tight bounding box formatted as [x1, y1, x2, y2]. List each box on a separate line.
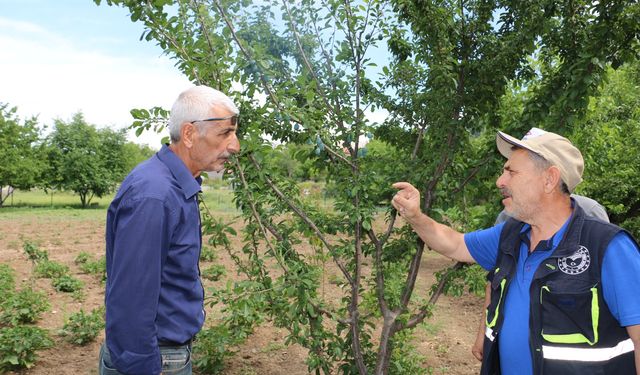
[233, 159, 290, 273]
[247, 154, 354, 286]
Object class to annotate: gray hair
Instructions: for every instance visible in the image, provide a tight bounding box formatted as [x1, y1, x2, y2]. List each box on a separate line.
[168, 86, 239, 142]
[521, 147, 570, 195]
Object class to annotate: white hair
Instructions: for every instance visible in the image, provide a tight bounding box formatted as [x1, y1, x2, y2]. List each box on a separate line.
[168, 85, 239, 142]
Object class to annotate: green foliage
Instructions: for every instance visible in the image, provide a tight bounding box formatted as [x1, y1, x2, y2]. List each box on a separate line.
[22, 241, 48, 263]
[0, 325, 53, 371]
[75, 251, 106, 278]
[78, 256, 107, 282]
[572, 63, 640, 238]
[0, 264, 15, 301]
[58, 307, 105, 345]
[431, 264, 487, 298]
[193, 280, 269, 374]
[121, 142, 156, 173]
[199, 246, 218, 262]
[0, 104, 45, 206]
[192, 325, 238, 374]
[388, 330, 428, 375]
[95, 0, 640, 373]
[0, 287, 50, 326]
[201, 265, 226, 282]
[34, 260, 69, 279]
[45, 112, 130, 207]
[74, 251, 92, 265]
[52, 275, 84, 293]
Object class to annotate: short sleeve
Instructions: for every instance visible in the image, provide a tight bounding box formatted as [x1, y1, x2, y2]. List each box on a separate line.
[602, 232, 640, 327]
[464, 222, 505, 271]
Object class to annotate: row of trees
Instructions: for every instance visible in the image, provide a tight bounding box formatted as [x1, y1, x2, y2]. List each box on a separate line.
[0, 106, 154, 207]
[99, 0, 640, 373]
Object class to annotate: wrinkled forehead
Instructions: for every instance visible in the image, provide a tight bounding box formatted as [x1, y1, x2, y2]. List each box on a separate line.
[504, 148, 537, 169]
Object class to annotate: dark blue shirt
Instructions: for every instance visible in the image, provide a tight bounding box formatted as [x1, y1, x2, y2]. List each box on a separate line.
[105, 145, 204, 374]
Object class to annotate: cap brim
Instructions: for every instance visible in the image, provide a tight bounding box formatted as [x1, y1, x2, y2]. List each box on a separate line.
[496, 131, 530, 158]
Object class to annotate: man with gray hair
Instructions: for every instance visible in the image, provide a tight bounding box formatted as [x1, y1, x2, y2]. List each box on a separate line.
[100, 85, 240, 374]
[392, 128, 640, 374]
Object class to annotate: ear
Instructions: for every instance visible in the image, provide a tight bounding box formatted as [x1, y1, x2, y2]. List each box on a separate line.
[180, 122, 197, 148]
[544, 166, 562, 193]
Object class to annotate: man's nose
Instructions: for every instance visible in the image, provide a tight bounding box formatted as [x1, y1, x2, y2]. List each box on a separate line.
[496, 172, 507, 188]
[228, 134, 240, 154]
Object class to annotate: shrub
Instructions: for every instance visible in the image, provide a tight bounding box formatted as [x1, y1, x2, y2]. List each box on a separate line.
[58, 307, 105, 345]
[80, 256, 106, 281]
[201, 265, 226, 282]
[200, 246, 218, 262]
[34, 260, 69, 279]
[0, 264, 15, 301]
[22, 241, 48, 263]
[74, 252, 92, 265]
[0, 287, 50, 325]
[75, 253, 107, 282]
[52, 275, 84, 293]
[192, 325, 238, 374]
[0, 326, 53, 371]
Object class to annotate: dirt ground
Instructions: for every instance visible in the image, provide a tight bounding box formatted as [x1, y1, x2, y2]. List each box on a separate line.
[0, 211, 483, 375]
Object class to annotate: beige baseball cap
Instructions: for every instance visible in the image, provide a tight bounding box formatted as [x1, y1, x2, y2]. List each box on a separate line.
[496, 127, 584, 192]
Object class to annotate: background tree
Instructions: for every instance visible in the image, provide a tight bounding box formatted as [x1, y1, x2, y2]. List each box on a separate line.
[121, 142, 156, 174]
[0, 104, 45, 207]
[572, 63, 640, 237]
[96, 0, 640, 373]
[45, 113, 130, 208]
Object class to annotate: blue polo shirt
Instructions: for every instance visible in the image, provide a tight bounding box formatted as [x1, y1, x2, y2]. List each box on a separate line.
[105, 145, 204, 374]
[465, 217, 640, 375]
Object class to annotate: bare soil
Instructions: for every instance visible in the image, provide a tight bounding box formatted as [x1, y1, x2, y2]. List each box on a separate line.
[0, 212, 483, 375]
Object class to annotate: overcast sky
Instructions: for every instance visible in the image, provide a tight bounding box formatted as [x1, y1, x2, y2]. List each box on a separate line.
[0, 0, 192, 148]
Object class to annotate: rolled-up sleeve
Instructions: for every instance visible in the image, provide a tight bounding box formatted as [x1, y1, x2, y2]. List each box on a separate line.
[106, 197, 171, 375]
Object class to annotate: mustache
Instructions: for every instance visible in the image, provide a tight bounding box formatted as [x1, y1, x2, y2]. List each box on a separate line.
[500, 188, 512, 197]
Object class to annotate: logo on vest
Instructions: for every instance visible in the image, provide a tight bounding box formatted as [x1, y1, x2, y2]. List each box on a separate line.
[558, 246, 590, 275]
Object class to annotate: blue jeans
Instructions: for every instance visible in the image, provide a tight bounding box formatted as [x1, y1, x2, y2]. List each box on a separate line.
[99, 342, 192, 375]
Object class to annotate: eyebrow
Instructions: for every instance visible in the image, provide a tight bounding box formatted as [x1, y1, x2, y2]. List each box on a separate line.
[215, 124, 238, 132]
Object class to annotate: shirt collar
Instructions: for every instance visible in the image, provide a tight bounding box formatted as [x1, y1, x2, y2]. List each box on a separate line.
[518, 205, 573, 252]
[156, 144, 202, 199]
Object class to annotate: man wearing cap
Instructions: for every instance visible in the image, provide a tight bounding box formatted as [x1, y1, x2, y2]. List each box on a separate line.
[392, 128, 640, 374]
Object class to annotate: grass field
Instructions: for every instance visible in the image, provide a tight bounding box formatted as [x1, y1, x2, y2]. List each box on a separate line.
[1, 186, 239, 216]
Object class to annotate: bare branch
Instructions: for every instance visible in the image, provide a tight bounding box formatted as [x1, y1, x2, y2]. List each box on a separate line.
[366, 229, 390, 314]
[411, 120, 428, 160]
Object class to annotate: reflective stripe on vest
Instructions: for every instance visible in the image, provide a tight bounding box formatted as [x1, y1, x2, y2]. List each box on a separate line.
[486, 278, 507, 328]
[485, 326, 496, 342]
[542, 338, 634, 361]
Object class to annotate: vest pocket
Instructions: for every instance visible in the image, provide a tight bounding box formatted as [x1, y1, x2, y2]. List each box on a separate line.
[540, 285, 599, 345]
